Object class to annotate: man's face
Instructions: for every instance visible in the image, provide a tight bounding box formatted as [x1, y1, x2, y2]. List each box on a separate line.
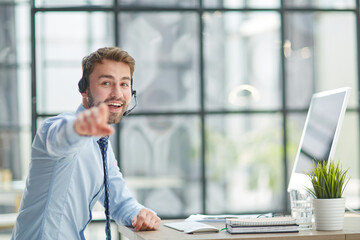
[82, 59, 132, 124]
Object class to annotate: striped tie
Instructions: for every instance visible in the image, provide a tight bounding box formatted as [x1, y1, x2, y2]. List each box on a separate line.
[97, 136, 111, 240]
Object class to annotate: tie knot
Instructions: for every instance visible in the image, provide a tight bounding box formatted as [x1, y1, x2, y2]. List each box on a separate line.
[97, 136, 109, 150]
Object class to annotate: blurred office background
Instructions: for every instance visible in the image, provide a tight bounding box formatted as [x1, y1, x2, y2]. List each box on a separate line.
[1, 0, 360, 238]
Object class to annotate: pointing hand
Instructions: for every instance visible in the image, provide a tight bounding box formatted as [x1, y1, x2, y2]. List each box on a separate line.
[74, 103, 114, 136]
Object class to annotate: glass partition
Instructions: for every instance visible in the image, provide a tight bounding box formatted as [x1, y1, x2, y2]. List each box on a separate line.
[35, 12, 114, 114]
[120, 115, 202, 217]
[283, 0, 355, 9]
[284, 12, 357, 109]
[118, 0, 198, 7]
[206, 114, 285, 213]
[1, 1, 360, 227]
[35, 0, 113, 7]
[203, 0, 279, 8]
[118, 12, 200, 112]
[0, 1, 31, 218]
[203, 12, 281, 111]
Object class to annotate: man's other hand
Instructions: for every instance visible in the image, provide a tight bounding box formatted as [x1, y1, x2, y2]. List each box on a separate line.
[74, 103, 114, 136]
[132, 208, 161, 231]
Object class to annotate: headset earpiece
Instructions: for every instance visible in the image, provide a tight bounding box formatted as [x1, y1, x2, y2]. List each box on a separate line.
[78, 77, 87, 93]
[131, 77, 134, 96]
[78, 63, 88, 93]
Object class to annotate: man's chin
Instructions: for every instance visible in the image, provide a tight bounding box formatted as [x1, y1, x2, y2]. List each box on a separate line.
[108, 112, 124, 124]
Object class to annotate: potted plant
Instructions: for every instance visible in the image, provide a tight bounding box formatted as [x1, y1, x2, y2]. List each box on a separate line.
[305, 160, 350, 231]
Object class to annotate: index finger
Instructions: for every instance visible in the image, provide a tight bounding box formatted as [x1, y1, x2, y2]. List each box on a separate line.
[98, 103, 109, 125]
[95, 103, 114, 135]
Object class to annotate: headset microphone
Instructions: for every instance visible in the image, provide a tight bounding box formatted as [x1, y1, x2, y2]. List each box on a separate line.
[123, 90, 137, 116]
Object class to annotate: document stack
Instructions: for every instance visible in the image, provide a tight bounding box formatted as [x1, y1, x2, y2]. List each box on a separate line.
[226, 216, 299, 234]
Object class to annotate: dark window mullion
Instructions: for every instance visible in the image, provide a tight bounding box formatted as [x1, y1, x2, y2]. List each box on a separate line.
[198, 0, 207, 214]
[31, 0, 37, 140]
[280, 0, 289, 213]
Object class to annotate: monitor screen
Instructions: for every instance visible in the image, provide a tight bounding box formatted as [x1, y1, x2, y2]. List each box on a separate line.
[288, 87, 351, 191]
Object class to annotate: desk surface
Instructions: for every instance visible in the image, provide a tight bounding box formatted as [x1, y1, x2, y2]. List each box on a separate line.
[118, 214, 360, 240]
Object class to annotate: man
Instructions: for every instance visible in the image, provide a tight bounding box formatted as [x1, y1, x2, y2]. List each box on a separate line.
[11, 47, 161, 239]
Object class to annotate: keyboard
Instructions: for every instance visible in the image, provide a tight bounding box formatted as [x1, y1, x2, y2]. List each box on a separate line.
[164, 221, 219, 234]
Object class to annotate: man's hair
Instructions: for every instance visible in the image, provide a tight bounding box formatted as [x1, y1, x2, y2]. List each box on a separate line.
[78, 47, 135, 93]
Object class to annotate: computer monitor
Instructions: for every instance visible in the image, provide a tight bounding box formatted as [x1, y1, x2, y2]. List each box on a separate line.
[287, 87, 351, 191]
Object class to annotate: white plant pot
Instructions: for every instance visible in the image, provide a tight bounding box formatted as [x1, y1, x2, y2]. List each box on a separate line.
[313, 198, 345, 231]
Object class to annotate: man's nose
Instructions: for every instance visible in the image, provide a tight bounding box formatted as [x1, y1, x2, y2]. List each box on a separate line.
[110, 85, 124, 98]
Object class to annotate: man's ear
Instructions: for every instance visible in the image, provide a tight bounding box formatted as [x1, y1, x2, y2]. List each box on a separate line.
[81, 90, 89, 108]
[81, 89, 87, 97]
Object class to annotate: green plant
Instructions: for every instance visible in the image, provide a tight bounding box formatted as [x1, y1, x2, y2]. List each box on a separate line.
[305, 160, 350, 199]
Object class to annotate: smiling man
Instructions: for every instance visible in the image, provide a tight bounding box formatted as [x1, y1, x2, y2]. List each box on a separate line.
[11, 47, 161, 240]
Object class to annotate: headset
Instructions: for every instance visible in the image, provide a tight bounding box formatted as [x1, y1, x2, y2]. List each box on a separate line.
[78, 61, 137, 116]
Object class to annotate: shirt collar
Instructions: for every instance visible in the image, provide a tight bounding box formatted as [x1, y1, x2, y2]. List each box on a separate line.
[76, 104, 86, 114]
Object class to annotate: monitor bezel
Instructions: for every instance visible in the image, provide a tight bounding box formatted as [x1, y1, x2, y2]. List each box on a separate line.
[287, 87, 351, 192]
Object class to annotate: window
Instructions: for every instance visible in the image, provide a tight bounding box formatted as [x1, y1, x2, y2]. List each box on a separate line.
[1, 0, 359, 218]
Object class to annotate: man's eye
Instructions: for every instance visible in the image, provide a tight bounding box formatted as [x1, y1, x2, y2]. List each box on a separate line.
[121, 83, 129, 87]
[102, 82, 110, 86]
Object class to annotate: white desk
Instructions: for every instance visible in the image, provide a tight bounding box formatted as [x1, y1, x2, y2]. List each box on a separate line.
[118, 214, 360, 240]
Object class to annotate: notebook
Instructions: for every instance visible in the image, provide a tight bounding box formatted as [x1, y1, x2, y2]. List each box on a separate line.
[164, 221, 219, 234]
[226, 216, 296, 226]
[226, 216, 299, 234]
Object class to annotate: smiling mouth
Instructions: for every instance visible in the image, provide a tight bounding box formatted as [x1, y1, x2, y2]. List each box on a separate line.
[107, 102, 124, 111]
[108, 102, 122, 107]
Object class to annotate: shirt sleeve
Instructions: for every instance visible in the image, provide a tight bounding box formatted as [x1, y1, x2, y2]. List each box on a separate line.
[32, 113, 88, 158]
[99, 143, 147, 226]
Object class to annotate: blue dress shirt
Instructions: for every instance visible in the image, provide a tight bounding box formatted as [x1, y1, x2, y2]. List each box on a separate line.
[11, 105, 145, 240]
